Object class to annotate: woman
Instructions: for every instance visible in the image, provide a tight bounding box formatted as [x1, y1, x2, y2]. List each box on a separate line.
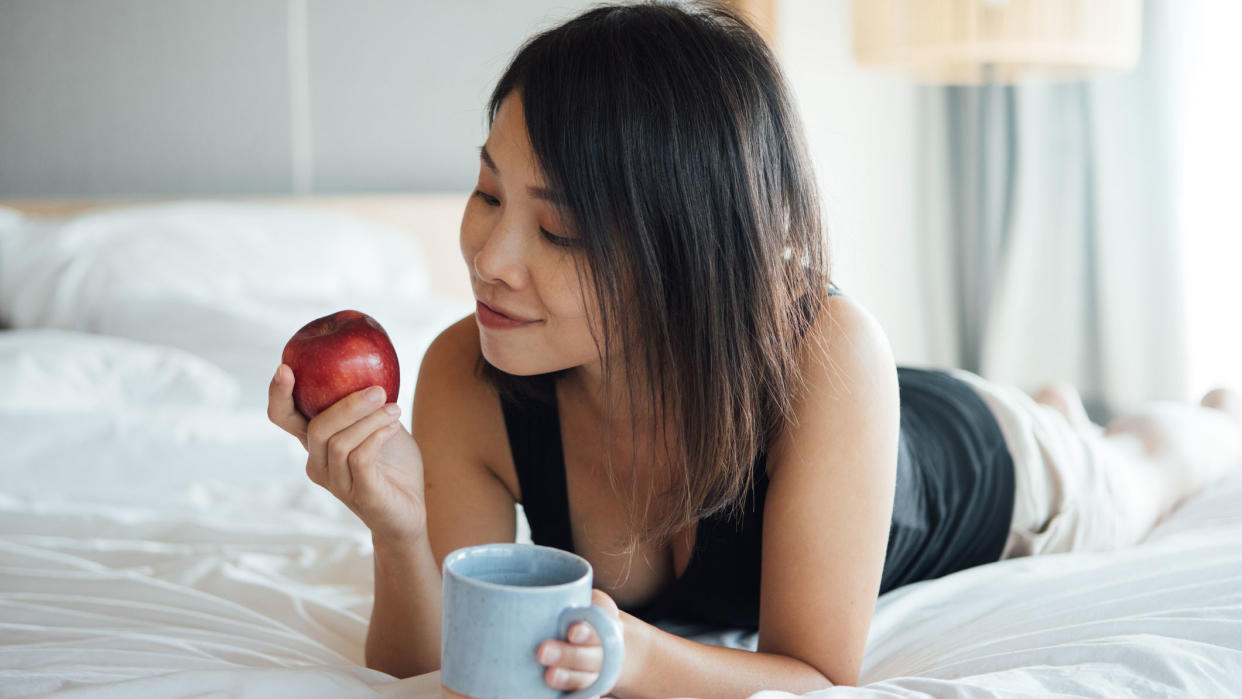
[267, 2, 1242, 694]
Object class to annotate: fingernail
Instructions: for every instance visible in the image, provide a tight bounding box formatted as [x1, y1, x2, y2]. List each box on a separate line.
[551, 668, 568, 684]
[384, 404, 400, 416]
[570, 624, 587, 642]
[366, 386, 384, 403]
[273, 366, 282, 383]
[541, 646, 560, 663]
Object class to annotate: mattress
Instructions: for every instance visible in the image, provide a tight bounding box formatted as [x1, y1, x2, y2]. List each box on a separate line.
[1, 201, 1239, 698]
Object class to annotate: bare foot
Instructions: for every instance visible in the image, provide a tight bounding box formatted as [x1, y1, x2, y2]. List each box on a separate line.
[1181, 387, 1242, 490]
[1035, 380, 1104, 438]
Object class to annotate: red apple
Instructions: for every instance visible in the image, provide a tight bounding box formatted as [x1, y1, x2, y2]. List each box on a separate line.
[282, 310, 400, 420]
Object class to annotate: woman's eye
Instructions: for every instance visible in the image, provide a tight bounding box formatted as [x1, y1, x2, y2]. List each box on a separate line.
[474, 189, 576, 247]
[541, 229, 578, 248]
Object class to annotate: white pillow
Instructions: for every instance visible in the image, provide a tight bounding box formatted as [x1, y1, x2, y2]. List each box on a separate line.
[0, 200, 430, 330]
[0, 328, 241, 412]
[0, 205, 22, 232]
[79, 292, 469, 412]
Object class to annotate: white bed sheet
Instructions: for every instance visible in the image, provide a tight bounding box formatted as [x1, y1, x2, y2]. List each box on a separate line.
[2, 316, 1241, 697]
[4, 469, 1241, 698]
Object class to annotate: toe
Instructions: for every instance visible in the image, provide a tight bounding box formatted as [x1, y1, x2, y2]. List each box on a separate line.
[1201, 387, 1240, 411]
[1201, 388, 1242, 431]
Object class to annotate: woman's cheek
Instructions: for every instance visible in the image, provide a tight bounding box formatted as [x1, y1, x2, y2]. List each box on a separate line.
[541, 262, 587, 318]
[459, 213, 484, 267]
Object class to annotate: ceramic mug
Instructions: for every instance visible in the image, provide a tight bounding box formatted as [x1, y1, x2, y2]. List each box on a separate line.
[440, 543, 625, 699]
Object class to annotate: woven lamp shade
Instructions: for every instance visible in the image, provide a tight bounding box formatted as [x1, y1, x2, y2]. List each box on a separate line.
[853, 0, 1143, 84]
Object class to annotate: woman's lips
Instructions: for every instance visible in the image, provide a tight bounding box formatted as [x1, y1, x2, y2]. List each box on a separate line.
[476, 300, 539, 330]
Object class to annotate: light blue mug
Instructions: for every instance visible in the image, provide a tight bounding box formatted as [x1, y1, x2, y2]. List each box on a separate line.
[441, 543, 625, 699]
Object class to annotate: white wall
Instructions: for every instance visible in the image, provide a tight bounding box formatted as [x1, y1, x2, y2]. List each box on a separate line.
[777, 0, 927, 365]
[0, 0, 596, 196]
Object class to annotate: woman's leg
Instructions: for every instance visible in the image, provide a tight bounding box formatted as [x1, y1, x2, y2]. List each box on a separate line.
[1036, 382, 1242, 530]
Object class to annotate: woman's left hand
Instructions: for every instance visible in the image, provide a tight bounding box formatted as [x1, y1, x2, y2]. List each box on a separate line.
[536, 588, 631, 696]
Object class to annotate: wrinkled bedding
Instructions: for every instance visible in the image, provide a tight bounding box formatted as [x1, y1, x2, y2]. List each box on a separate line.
[2, 203, 1239, 698]
[4, 462, 1240, 698]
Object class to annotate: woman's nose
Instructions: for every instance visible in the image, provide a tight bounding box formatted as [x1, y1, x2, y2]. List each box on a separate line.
[472, 221, 530, 289]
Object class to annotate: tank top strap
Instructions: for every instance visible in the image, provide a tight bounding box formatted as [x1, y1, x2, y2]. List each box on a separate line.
[498, 379, 576, 552]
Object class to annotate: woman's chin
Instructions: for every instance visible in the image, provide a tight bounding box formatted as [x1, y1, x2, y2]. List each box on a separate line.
[479, 344, 544, 377]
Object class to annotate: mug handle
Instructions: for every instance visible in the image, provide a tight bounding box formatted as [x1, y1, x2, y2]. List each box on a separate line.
[556, 604, 625, 699]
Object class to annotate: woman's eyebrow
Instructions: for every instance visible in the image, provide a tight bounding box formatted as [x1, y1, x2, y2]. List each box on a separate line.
[478, 144, 565, 205]
[479, 145, 500, 175]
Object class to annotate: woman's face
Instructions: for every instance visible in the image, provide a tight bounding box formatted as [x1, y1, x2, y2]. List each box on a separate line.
[461, 92, 602, 376]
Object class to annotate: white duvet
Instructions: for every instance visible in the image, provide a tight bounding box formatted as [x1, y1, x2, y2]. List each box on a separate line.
[2, 204, 1240, 698]
[2, 328, 1240, 698]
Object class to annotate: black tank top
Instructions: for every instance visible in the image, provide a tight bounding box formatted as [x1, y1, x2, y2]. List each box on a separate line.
[499, 284, 1015, 629]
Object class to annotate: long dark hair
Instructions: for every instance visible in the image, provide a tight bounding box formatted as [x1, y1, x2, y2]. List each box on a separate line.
[476, 0, 831, 579]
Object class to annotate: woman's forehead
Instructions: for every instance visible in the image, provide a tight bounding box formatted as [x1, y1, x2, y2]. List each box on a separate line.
[487, 94, 531, 161]
[483, 95, 558, 196]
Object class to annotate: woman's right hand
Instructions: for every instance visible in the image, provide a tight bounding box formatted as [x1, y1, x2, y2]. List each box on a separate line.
[268, 364, 428, 544]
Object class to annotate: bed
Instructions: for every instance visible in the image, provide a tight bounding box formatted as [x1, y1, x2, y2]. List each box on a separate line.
[1, 196, 1239, 698]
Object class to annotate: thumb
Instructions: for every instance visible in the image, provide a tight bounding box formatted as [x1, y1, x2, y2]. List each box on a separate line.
[590, 588, 620, 619]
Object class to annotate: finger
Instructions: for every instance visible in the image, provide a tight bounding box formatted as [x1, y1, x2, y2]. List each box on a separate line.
[568, 621, 598, 645]
[545, 665, 598, 693]
[538, 639, 603, 673]
[305, 458, 325, 489]
[268, 364, 309, 447]
[347, 414, 404, 500]
[306, 385, 388, 478]
[590, 588, 619, 616]
[325, 403, 402, 497]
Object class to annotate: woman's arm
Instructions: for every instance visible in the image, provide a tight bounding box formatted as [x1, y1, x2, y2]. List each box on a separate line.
[616, 614, 833, 698]
[754, 294, 900, 686]
[536, 591, 832, 697]
[366, 318, 519, 678]
[366, 533, 444, 677]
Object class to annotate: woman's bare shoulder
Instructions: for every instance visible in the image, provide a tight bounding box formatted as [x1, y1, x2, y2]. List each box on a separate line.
[413, 314, 520, 500]
[415, 314, 489, 401]
[813, 293, 894, 365]
[768, 293, 899, 478]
